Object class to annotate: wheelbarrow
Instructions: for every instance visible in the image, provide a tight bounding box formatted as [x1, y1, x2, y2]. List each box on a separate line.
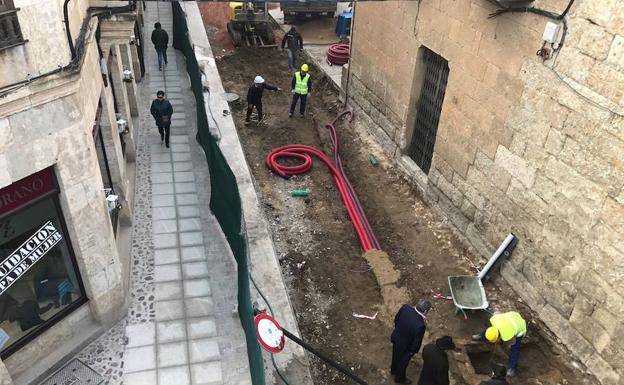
[447, 234, 518, 319]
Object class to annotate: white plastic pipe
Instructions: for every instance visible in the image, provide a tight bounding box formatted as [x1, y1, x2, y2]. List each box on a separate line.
[478, 233, 516, 281]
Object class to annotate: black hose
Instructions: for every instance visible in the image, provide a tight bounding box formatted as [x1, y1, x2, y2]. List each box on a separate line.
[0, 1, 136, 96]
[63, 0, 76, 59]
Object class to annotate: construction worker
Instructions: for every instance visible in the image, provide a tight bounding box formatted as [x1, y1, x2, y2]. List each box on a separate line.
[472, 311, 526, 377]
[281, 26, 303, 71]
[289, 64, 312, 118]
[478, 363, 509, 385]
[390, 299, 432, 384]
[246, 75, 280, 124]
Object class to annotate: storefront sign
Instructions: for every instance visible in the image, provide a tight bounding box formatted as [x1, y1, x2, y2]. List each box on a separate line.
[0, 167, 57, 218]
[0, 221, 62, 295]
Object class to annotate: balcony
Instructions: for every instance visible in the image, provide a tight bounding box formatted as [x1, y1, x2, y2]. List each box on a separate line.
[0, 8, 26, 50]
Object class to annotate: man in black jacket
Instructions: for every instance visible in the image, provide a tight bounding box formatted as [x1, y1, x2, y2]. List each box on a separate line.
[246, 76, 280, 124]
[151, 22, 169, 71]
[391, 299, 432, 384]
[417, 336, 455, 385]
[150, 90, 173, 147]
[479, 364, 509, 385]
[281, 26, 303, 71]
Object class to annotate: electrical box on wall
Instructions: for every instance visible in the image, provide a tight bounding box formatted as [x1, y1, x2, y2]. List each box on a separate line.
[543, 21, 562, 43]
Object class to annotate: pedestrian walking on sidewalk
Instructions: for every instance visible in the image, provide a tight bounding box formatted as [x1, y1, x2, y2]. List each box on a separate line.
[417, 336, 454, 385]
[472, 311, 526, 377]
[390, 299, 432, 384]
[478, 364, 509, 385]
[281, 26, 303, 71]
[246, 76, 281, 124]
[150, 90, 173, 148]
[289, 64, 311, 118]
[151, 22, 169, 71]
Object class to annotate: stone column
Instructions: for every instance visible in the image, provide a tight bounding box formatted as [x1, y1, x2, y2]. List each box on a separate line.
[110, 44, 136, 162]
[120, 44, 139, 117]
[99, 88, 132, 226]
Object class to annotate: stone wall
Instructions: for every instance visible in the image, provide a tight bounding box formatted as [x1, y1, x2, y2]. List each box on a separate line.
[0, 14, 135, 384]
[347, 1, 624, 383]
[0, 0, 90, 88]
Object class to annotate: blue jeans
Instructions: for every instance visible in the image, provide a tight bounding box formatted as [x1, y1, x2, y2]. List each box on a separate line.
[509, 336, 522, 370]
[156, 47, 168, 68]
[290, 93, 307, 115]
[287, 49, 295, 70]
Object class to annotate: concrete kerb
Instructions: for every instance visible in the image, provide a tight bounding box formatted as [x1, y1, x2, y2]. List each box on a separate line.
[180, 3, 313, 385]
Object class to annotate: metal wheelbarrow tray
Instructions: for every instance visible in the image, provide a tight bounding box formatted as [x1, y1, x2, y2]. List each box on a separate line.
[448, 275, 489, 312]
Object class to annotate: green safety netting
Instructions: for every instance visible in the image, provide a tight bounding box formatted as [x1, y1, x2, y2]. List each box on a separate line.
[171, 3, 266, 384]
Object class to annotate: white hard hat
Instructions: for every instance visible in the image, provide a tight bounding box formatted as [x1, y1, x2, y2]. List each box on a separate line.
[254, 75, 264, 84]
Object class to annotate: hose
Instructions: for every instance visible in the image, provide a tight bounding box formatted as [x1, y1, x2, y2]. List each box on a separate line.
[265, 111, 379, 251]
[326, 43, 350, 66]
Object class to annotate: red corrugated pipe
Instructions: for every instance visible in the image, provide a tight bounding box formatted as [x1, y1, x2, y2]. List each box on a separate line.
[265, 111, 380, 251]
[326, 43, 350, 66]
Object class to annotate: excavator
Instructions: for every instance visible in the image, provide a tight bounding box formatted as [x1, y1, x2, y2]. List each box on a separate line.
[227, 2, 276, 48]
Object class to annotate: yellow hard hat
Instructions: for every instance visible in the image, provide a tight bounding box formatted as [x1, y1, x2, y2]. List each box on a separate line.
[485, 327, 500, 343]
[301, 64, 309, 72]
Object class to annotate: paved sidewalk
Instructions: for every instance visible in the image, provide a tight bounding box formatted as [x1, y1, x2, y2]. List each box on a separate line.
[75, 3, 251, 385]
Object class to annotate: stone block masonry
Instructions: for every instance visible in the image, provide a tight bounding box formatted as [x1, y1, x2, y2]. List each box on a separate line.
[348, 0, 624, 383]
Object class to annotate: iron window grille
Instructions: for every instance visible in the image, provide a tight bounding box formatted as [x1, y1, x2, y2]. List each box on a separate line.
[407, 48, 449, 175]
[0, 0, 25, 50]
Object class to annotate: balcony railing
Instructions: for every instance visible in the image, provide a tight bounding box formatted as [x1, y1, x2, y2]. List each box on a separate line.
[0, 9, 25, 50]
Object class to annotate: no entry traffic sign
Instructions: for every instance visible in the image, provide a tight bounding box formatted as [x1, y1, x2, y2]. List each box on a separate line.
[254, 313, 285, 353]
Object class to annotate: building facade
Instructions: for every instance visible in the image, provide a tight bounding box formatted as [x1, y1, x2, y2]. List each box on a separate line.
[344, 0, 624, 383]
[0, 0, 144, 383]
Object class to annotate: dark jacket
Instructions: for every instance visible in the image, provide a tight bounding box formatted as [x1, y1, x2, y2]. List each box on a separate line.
[291, 72, 312, 93]
[418, 343, 450, 385]
[247, 82, 278, 104]
[391, 304, 426, 354]
[479, 378, 509, 385]
[150, 99, 173, 125]
[151, 28, 169, 49]
[281, 30, 303, 52]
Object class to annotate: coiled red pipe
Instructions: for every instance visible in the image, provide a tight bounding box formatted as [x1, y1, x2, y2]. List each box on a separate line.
[265, 111, 380, 252]
[326, 43, 350, 66]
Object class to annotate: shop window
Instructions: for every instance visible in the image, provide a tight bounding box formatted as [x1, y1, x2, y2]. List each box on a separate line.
[0, 168, 86, 358]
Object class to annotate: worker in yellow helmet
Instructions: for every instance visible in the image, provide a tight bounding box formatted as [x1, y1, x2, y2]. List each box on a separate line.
[289, 64, 312, 118]
[472, 311, 526, 377]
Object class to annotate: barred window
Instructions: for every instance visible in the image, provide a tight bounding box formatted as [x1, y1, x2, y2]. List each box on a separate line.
[0, 0, 26, 50]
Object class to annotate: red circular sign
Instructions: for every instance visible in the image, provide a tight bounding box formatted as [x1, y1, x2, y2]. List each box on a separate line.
[254, 313, 285, 353]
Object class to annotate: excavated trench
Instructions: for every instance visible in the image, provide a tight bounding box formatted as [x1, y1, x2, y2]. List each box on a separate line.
[200, 7, 599, 384]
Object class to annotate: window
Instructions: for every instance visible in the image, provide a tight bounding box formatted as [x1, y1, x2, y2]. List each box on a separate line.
[0, 168, 86, 358]
[0, 0, 25, 50]
[407, 48, 449, 174]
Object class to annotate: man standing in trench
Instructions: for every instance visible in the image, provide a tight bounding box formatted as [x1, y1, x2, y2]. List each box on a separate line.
[391, 299, 432, 384]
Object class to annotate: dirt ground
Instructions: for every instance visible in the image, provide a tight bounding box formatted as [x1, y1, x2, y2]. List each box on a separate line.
[200, 7, 599, 385]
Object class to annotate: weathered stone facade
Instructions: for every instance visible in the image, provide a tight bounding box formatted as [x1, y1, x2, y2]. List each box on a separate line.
[346, 1, 624, 383]
[0, 1, 142, 383]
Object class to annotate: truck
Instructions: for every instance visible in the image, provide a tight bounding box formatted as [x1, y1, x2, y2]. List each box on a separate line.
[280, 0, 338, 24]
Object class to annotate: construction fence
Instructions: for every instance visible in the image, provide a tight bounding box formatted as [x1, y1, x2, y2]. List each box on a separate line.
[171, 3, 266, 384]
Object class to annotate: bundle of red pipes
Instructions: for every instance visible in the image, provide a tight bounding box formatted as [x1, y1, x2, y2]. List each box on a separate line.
[326, 43, 350, 66]
[265, 111, 380, 252]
